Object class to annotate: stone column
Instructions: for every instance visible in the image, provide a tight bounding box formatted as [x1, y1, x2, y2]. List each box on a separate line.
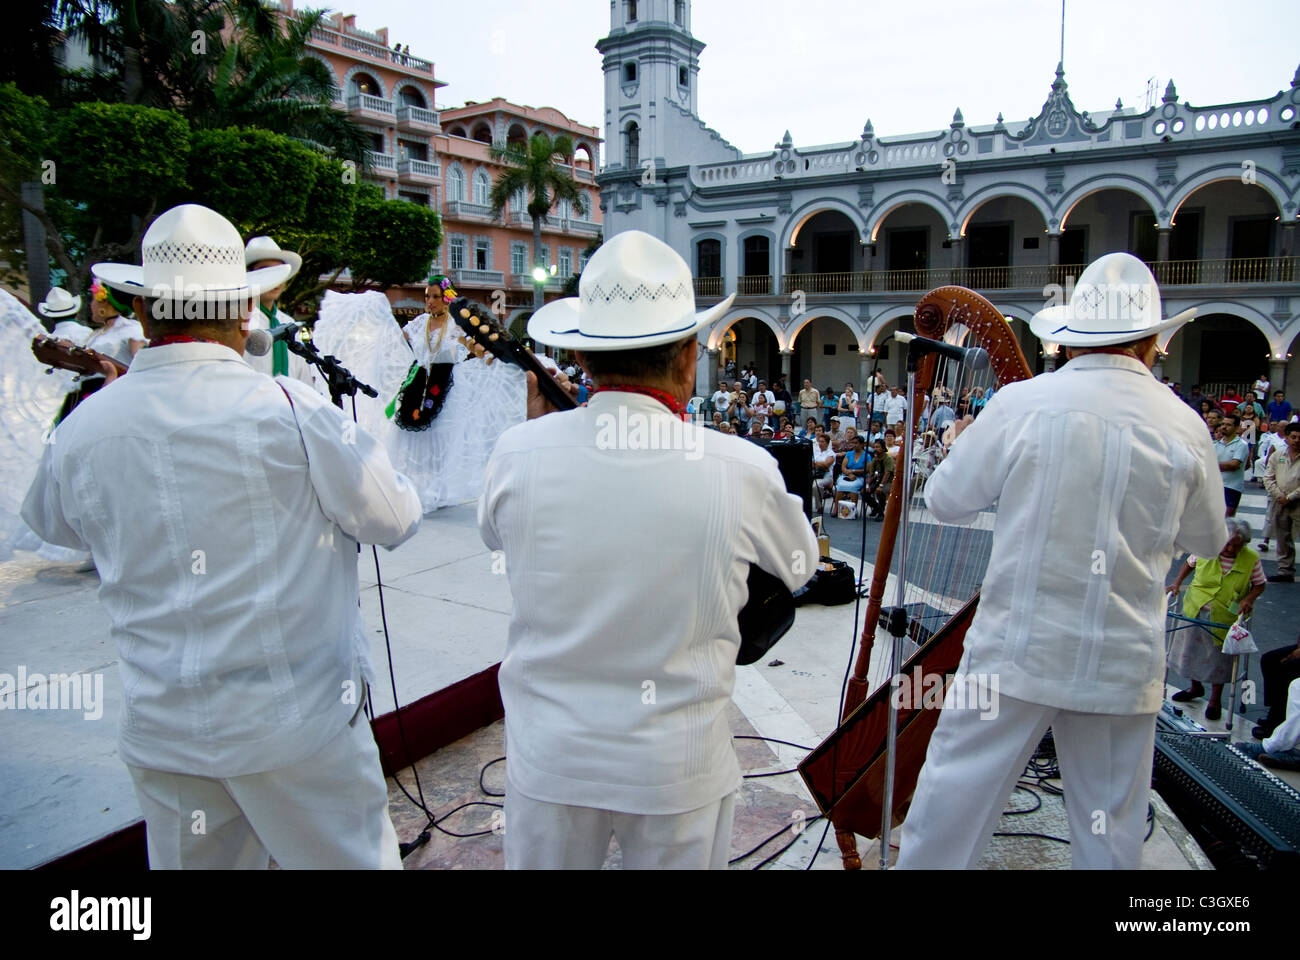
[1047, 232, 1060, 266]
[949, 237, 964, 285]
[1270, 357, 1287, 398]
[21, 181, 50, 323]
[1156, 228, 1171, 261]
[780, 350, 792, 382]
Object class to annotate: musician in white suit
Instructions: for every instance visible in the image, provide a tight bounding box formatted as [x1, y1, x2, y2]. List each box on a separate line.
[243, 235, 322, 390]
[898, 254, 1228, 870]
[22, 205, 422, 869]
[479, 232, 818, 869]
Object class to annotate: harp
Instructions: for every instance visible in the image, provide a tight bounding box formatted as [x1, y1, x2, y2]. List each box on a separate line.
[797, 286, 1034, 869]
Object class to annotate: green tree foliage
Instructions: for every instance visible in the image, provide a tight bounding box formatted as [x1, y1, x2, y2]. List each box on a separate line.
[344, 184, 442, 292]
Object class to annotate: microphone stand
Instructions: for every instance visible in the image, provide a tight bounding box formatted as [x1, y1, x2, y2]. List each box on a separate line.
[283, 336, 378, 410]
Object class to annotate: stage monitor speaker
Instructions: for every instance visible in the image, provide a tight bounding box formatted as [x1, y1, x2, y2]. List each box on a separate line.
[753, 437, 813, 516]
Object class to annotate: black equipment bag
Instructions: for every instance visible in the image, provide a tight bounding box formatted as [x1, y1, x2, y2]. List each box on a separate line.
[792, 558, 858, 607]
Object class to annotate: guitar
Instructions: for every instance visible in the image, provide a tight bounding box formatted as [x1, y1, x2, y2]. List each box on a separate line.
[31, 335, 128, 378]
[450, 296, 798, 665]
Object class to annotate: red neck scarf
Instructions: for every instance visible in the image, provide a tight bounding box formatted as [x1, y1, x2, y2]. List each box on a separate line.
[147, 334, 227, 349]
[593, 385, 688, 420]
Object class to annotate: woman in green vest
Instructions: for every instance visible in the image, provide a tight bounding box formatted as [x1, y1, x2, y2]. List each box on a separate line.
[1166, 518, 1267, 721]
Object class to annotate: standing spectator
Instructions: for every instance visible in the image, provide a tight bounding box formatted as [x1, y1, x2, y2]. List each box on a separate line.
[773, 379, 791, 419]
[1236, 393, 1265, 421]
[1258, 422, 1284, 551]
[732, 391, 752, 434]
[1263, 421, 1300, 582]
[1239, 407, 1259, 479]
[1186, 384, 1205, 410]
[821, 386, 837, 428]
[797, 379, 820, 421]
[1215, 414, 1250, 516]
[931, 395, 956, 433]
[746, 367, 758, 391]
[1197, 398, 1216, 421]
[872, 381, 890, 423]
[1219, 385, 1243, 413]
[1166, 519, 1266, 721]
[884, 385, 907, 429]
[710, 381, 732, 418]
[838, 382, 859, 427]
[1253, 372, 1271, 402]
[750, 389, 772, 424]
[1267, 390, 1293, 424]
[754, 379, 775, 406]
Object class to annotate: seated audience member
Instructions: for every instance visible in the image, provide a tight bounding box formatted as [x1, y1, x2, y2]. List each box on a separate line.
[747, 421, 764, 439]
[831, 435, 869, 516]
[864, 438, 895, 521]
[709, 412, 723, 430]
[1249, 631, 1300, 743]
[798, 416, 818, 440]
[884, 429, 901, 460]
[1240, 675, 1300, 771]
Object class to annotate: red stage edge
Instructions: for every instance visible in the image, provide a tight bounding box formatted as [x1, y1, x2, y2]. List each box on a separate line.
[34, 662, 505, 870]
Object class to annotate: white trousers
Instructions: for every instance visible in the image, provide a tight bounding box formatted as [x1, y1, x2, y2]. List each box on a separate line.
[1263, 677, 1300, 754]
[503, 789, 737, 870]
[897, 693, 1157, 870]
[127, 714, 402, 870]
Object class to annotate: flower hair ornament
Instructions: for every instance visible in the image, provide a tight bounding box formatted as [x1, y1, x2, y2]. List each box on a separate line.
[428, 274, 458, 304]
[90, 279, 134, 318]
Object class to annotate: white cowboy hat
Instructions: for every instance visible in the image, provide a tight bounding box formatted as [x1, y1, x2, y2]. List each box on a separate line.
[244, 235, 303, 278]
[37, 287, 81, 319]
[527, 230, 735, 351]
[1029, 252, 1195, 348]
[92, 204, 292, 304]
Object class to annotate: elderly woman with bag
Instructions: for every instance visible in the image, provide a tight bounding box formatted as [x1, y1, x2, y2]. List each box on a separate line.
[1166, 518, 1267, 721]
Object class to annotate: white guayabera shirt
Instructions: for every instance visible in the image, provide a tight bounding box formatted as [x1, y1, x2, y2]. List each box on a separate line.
[479, 391, 818, 814]
[924, 353, 1228, 715]
[22, 342, 422, 777]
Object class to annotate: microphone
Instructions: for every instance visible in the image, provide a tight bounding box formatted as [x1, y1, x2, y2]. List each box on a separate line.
[245, 322, 303, 357]
[894, 332, 989, 372]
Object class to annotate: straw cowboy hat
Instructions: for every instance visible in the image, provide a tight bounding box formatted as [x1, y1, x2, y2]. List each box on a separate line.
[528, 230, 735, 351]
[1029, 252, 1195, 348]
[37, 287, 81, 319]
[244, 235, 303, 279]
[92, 204, 292, 303]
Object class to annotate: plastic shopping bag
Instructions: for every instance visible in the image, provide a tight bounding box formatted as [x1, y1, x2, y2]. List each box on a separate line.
[1222, 616, 1258, 655]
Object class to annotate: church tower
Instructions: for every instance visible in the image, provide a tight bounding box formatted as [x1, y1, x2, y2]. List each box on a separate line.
[596, 0, 717, 173]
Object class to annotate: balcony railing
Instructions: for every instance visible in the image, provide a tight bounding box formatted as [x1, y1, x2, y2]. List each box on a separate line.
[559, 218, 601, 237]
[310, 26, 434, 74]
[768, 257, 1298, 296]
[396, 105, 440, 128]
[397, 158, 440, 179]
[694, 276, 724, 298]
[366, 151, 397, 174]
[445, 200, 494, 219]
[737, 275, 772, 296]
[511, 274, 566, 291]
[451, 268, 505, 287]
[347, 93, 394, 116]
[1151, 257, 1295, 285]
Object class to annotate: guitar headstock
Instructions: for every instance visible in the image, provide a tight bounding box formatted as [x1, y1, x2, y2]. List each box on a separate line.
[450, 297, 529, 370]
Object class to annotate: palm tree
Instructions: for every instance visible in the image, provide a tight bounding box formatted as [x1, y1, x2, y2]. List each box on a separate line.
[489, 132, 587, 312]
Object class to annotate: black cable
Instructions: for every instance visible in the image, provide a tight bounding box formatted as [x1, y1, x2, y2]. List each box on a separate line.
[479, 756, 506, 798]
[733, 734, 814, 752]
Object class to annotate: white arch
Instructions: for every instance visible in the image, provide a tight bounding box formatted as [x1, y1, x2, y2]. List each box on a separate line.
[787, 308, 866, 352]
[1163, 299, 1283, 352]
[866, 190, 953, 242]
[391, 80, 428, 108]
[1168, 168, 1291, 224]
[1056, 176, 1163, 230]
[863, 310, 917, 352]
[956, 184, 1053, 237]
[782, 199, 868, 250]
[707, 308, 785, 350]
[339, 64, 386, 99]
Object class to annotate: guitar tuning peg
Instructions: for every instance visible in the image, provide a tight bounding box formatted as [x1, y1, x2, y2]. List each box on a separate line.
[479, 324, 490, 334]
[488, 333, 499, 341]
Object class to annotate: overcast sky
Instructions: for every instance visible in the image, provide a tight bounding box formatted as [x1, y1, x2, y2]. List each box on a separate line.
[362, 0, 1299, 160]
